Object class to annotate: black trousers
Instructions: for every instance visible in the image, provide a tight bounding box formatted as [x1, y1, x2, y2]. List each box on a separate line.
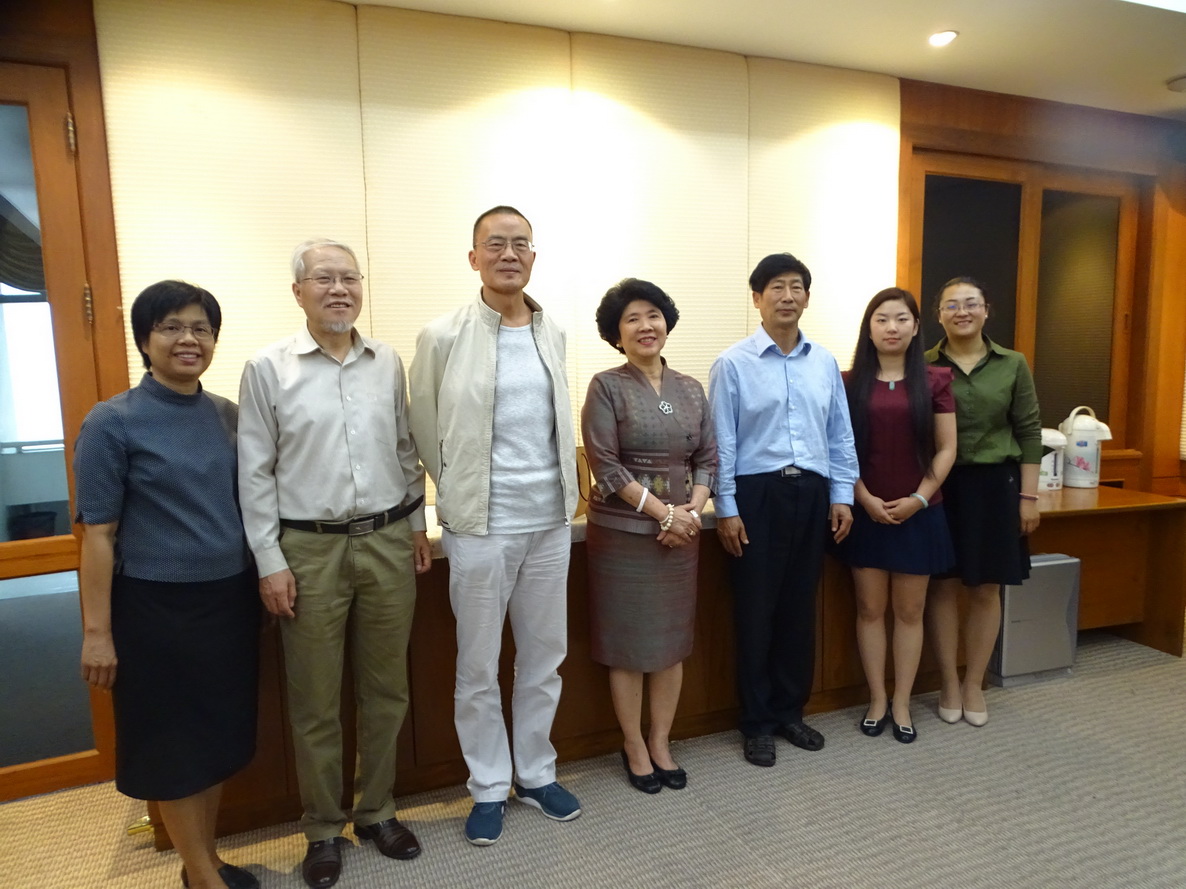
[728, 471, 829, 737]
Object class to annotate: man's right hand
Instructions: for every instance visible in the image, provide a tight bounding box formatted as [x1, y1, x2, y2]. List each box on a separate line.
[260, 569, 297, 618]
[716, 515, 749, 558]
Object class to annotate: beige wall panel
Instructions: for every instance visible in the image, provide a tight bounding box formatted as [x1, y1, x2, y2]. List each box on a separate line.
[748, 57, 900, 369]
[94, 0, 366, 399]
[569, 34, 749, 400]
[358, 7, 573, 365]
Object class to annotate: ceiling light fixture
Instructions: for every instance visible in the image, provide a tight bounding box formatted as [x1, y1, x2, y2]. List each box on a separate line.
[929, 30, 958, 47]
[1168, 75, 1186, 92]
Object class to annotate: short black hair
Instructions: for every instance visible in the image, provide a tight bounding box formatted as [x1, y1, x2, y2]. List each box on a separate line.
[130, 280, 221, 369]
[595, 278, 680, 353]
[472, 205, 532, 244]
[749, 252, 812, 294]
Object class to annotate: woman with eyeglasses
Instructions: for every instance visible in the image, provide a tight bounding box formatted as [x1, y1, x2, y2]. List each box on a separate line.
[76, 281, 259, 889]
[837, 288, 956, 744]
[581, 279, 716, 794]
[924, 276, 1042, 728]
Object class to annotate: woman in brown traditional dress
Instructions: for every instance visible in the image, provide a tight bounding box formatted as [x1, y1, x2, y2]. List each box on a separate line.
[581, 278, 716, 794]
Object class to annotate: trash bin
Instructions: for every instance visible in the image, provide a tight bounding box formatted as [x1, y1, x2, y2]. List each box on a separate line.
[988, 553, 1080, 687]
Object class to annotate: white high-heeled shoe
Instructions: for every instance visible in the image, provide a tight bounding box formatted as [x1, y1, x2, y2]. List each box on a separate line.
[937, 705, 962, 724]
[962, 706, 988, 727]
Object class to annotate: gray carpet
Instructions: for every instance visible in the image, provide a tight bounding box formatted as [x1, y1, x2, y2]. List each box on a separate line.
[2, 630, 1185, 888]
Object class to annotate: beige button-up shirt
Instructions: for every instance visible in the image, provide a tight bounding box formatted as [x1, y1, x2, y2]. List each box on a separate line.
[238, 325, 426, 577]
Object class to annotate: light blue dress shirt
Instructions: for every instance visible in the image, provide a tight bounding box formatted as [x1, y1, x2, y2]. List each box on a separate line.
[708, 325, 858, 517]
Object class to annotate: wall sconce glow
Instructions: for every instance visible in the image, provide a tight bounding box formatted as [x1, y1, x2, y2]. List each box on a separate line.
[928, 30, 958, 47]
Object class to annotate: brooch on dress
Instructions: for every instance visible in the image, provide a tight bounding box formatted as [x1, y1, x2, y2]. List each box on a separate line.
[658, 400, 673, 415]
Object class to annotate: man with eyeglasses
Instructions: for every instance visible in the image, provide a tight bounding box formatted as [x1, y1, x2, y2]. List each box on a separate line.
[237, 238, 432, 888]
[708, 252, 858, 769]
[409, 206, 580, 846]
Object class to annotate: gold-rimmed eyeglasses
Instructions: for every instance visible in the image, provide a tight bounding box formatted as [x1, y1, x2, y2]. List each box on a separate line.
[152, 321, 217, 340]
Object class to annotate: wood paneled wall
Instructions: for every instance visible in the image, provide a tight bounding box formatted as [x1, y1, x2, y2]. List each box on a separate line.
[897, 80, 1186, 494]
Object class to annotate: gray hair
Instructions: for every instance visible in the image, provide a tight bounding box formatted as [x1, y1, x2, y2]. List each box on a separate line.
[291, 239, 359, 282]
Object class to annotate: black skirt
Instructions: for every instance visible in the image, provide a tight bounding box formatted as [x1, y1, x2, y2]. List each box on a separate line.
[935, 462, 1032, 587]
[110, 570, 259, 800]
[835, 501, 955, 576]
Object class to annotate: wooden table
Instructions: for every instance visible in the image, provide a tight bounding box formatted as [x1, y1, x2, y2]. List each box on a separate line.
[160, 485, 1186, 845]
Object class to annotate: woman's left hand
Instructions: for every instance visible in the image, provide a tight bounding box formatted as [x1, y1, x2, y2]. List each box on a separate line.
[658, 505, 700, 549]
[1019, 499, 1041, 536]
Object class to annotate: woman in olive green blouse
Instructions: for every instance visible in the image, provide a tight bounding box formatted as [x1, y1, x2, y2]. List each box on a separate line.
[924, 277, 1042, 728]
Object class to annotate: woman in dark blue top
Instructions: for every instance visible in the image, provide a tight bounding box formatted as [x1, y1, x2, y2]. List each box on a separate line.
[76, 281, 259, 889]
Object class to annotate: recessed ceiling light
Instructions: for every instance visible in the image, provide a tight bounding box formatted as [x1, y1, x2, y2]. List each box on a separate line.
[1168, 75, 1186, 92]
[929, 30, 958, 47]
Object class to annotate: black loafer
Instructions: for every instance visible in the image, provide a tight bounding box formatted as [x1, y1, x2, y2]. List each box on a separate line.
[892, 717, 917, 744]
[859, 707, 891, 737]
[181, 864, 259, 889]
[650, 759, 687, 789]
[777, 720, 825, 751]
[743, 734, 776, 767]
[620, 750, 662, 793]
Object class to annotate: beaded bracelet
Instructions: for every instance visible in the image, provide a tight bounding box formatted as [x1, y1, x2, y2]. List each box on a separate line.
[659, 503, 675, 531]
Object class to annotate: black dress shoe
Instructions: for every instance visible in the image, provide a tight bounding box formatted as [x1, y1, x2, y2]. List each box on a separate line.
[892, 715, 917, 744]
[743, 734, 776, 767]
[859, 706, 891, 737]
[620, 749, 662, 793]
[181, 863, 259, 889]
[302, 837, 344, 889]
[650, 759, 687, 790]
[354, 817, 422, 860]
[777, 720, 825, 751]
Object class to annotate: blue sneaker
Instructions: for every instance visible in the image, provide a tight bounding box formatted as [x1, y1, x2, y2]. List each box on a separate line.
[465, 801, 506, 846]
[512, 781, 582, 822]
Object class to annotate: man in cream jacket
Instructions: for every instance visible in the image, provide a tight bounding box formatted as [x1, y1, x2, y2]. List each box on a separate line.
[409, 206, 579, 847]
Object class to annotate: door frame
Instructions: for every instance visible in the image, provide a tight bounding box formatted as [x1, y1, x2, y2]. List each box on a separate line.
[0, 60, 115, 802]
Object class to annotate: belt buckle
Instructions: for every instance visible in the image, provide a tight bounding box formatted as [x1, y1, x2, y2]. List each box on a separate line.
[347, 517, 375, 536]
[781, 465, 802, 477]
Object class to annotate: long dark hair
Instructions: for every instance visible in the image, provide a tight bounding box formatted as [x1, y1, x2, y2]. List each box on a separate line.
[847, 288, 935, 474]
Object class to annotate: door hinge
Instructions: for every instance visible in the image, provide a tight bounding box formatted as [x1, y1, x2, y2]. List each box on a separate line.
[84, 282, 94, 326]
[65, 112, 76, 156]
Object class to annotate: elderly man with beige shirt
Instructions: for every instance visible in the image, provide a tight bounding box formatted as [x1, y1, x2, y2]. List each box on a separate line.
[237, 238, 432, 889]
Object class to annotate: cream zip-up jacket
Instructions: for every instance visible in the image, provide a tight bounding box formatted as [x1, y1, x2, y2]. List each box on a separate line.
[409, 292, 577, 535]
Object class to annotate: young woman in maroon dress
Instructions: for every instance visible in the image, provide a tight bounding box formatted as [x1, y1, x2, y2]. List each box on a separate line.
[837, 288, 956, 743]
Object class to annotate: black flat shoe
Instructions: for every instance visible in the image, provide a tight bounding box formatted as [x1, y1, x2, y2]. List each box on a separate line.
[859, 707, 891, 737]
[621, 750, 662, 794]
[650, 759, 687, 790]
[181, 864, 259, 889]
[891, 715, 917, 744]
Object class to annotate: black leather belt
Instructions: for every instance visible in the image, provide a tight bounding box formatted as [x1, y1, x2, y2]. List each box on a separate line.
[770, 465, 803, 477]
[280, 496, 424, 536]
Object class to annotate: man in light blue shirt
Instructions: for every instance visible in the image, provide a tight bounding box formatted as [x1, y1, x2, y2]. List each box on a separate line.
[708, 252, 858, 768]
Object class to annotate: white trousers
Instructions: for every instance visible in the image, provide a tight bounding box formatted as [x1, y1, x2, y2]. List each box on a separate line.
[442, 526, 571, 802]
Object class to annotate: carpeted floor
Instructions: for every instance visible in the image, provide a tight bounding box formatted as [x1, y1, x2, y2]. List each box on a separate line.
[3, 630, 1185, 888]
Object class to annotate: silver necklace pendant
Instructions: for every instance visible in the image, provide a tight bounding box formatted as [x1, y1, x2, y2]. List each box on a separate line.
[658, 400, 673, 415]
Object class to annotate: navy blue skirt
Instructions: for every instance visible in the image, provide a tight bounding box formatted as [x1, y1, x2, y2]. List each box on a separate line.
[110, 569, 259, 800]
[835, 500, 955, 576]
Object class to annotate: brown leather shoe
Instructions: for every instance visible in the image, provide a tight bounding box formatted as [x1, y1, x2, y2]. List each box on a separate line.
[301, 837, 344, 889]
[354, 817, 422, 860]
